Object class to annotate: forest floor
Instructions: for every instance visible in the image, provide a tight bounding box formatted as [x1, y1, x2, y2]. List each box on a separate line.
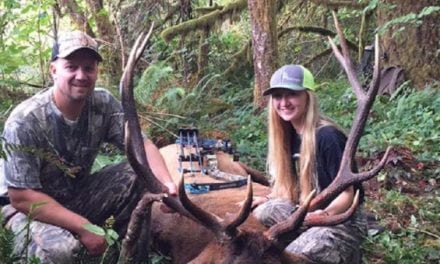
[361, 146, 439, 263]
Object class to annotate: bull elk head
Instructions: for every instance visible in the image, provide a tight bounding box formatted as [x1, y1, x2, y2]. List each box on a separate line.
[176, 11, 392, 263]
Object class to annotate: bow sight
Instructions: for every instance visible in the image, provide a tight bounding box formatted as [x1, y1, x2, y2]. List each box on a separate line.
[176, 128, 239, 175]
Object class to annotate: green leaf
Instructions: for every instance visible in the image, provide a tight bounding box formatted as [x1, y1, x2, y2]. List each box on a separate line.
[418, 6, 440, 18]
[83, 224, 106, 237]
[105, 229, 119, 246]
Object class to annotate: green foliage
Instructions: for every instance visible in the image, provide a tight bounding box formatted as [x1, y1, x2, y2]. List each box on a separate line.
[377, 6, 440, 37]
[319, 79, 440, 162]
[207, 27, 249, 71]
[135, 61, 234, 142]
[361, 86, 439, 160]
[0, 211, 20, 263]
[82, 224, 120, 264]
[317, 79, 357, 130]
[0, 203, 48, 264]
[1, 141, 82, 178]
[91, 154, 126, 173]
[364, 186, 439, 263]
[135, 61, 174, 106]
[150, 254, 171, 264]
[217, 86, 267, 170]
[0, 0, 53, 89]
[380, 189, 412, 215]
[83, 224, 119, 247]
[364, 229, 439, 263]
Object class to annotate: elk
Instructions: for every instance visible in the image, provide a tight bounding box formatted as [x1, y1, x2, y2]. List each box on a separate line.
[122, 11, 392, 264]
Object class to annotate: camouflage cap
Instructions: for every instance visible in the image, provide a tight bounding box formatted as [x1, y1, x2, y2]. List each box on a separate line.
[51, 31, 103, 62]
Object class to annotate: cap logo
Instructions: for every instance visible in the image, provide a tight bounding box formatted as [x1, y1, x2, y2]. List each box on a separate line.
[283, 74, 301, 84]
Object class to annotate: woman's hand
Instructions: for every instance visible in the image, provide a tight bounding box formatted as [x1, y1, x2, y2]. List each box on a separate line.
[252, 196, 269, 208]
[304, 209, 329, 222]
[236, 195, 269, 209]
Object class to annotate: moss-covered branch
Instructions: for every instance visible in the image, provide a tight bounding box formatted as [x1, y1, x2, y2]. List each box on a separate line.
[278, 26, 358, 51]
[308, 0, 367, 9]
[194, 3, 223, 15]
[160, 0, 247, 42]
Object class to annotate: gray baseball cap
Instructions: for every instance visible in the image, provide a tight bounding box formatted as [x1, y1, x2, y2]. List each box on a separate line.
[263, 65, 315, 96]
[51, 31, 103, 62]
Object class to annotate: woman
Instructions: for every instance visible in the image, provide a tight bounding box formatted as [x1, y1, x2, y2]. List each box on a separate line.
[253, 64, 367, 264]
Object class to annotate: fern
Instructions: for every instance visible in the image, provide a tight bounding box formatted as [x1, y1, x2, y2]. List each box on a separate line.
[377, 6, 440, 36]
[0, 212, 20, 264]
[134, 61, 173, 105]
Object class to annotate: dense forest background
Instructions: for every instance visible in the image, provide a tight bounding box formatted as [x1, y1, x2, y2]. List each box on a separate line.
[0, 0, 439, 263]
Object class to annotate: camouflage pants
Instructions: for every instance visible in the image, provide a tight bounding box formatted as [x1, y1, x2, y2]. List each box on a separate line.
[253, 198, 367, 264]
[1, 161, 146, 264]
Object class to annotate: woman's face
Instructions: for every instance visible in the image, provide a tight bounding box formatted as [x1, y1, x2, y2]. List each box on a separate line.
[271, 89, 308, 125]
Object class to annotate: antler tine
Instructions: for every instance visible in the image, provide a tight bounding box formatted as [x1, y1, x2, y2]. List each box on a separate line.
[225, 175, 253, 236]
[329, 11, 364, 98]
[265, 190, 316, 241]
[355, 145, 392, 180]
[178, 172, 225, 236]
[367, 35, 381, 97]
[135, 22, 155, 65]
[121, 23, 165, 193]
[305, 190, 360, 227]
[120, 23, 154, 95]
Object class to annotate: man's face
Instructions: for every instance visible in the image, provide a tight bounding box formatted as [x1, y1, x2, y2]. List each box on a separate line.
[50, 49, 99, 101]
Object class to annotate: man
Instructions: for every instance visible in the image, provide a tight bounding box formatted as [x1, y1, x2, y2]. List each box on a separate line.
[0, 31, 177, 263]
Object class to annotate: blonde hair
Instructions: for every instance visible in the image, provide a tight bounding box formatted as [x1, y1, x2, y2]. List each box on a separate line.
[268, 90, 339, 203]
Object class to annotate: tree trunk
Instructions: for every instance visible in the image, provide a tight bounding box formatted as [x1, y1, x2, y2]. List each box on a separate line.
[85, 0, 122, 87]
[248, 0, 278, 110]
[377, 0, 439, 89]
[57, 0, 94, 36]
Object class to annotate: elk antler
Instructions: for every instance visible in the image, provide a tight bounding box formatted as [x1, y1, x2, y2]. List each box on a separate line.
[120, 23, 198, 262]
[265, 11, 392, 242]
[308, 11, 392, 211]
[121, 23, 163, 192]
[120, 23, 195, 218]
[305, 190, 360, 227]
[264, 190, 316, 240]
[120, 23, 158, 263]
[178, 174, 254, 239]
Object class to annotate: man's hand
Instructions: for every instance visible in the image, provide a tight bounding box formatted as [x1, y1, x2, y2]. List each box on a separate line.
[78, 229, 107, 256]
[159, 182, 178, 214]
